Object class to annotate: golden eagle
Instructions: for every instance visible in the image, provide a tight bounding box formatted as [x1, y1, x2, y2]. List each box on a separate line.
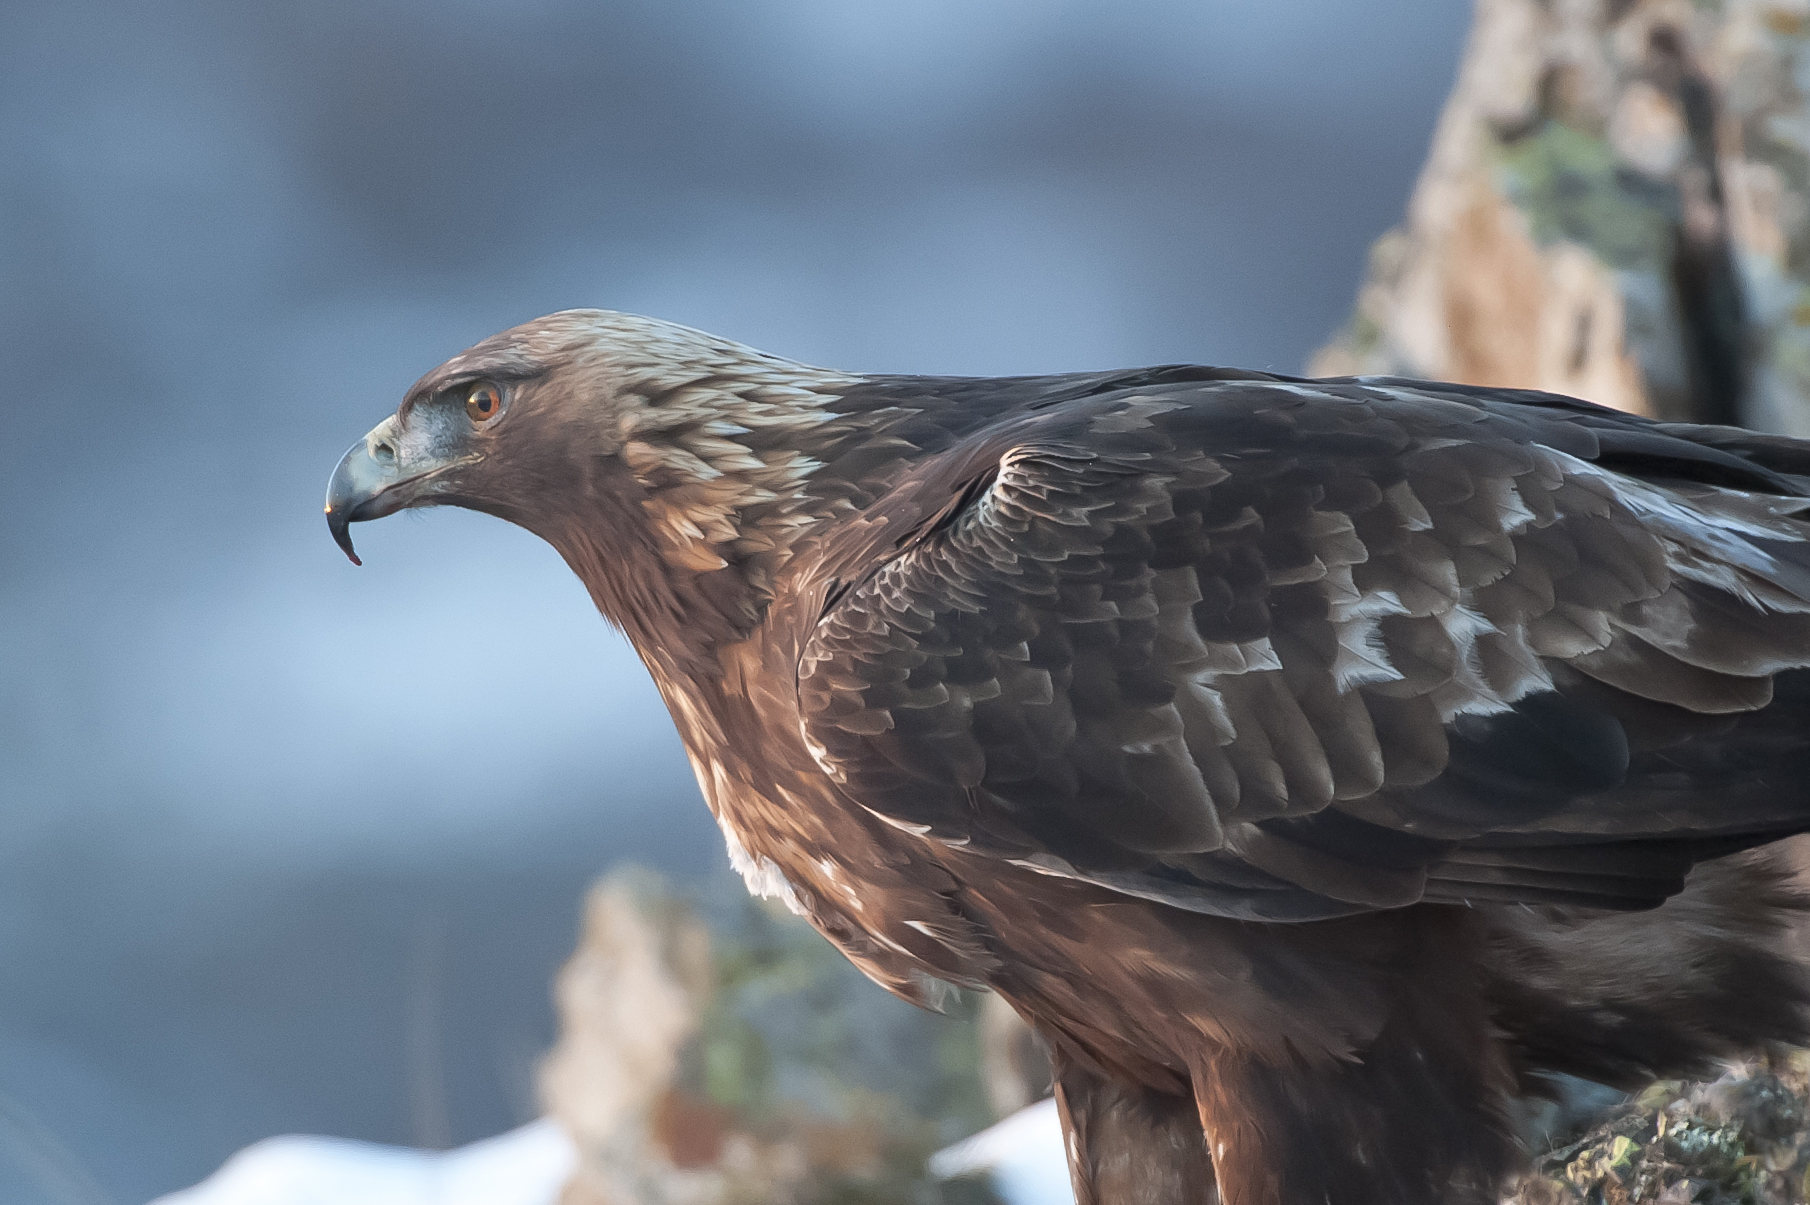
[327, 311, 1810, 1205]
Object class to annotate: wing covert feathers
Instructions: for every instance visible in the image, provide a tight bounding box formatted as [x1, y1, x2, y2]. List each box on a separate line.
[796, 378, 1810, 918]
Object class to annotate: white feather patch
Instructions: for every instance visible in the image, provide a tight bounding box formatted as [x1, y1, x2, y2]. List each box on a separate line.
[722, 827, 806, 916]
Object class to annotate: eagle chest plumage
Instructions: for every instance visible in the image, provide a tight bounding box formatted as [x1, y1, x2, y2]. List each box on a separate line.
[654, 613, 1005, 1006]
[330, 312, 1810, 1205]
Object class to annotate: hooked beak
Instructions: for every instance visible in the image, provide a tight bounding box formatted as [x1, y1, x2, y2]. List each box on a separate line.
[324, 416, 454, 565]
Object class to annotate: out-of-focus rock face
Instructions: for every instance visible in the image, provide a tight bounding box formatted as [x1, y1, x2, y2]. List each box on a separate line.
[1312, 0, 1810, 434]
[539, 870, 735, 1205]
[976, 995, 1051, 1121]
[539, 869, 1002, 1205]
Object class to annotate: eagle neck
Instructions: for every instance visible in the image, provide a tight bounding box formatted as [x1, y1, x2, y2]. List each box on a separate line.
[574, 377, 953, 666]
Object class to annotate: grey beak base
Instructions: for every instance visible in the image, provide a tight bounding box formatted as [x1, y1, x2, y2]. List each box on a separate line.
[324, 437, 399, 566]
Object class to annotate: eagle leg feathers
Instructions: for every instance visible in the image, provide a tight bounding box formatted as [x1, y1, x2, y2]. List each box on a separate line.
[1054, 1051, 1218, 1205]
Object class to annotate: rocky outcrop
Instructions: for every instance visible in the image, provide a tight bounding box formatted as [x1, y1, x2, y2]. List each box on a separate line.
[1312, 0, 1810, 434]
[1504, 1053, 1810, 1205]
[539, 868, 1002, 1205]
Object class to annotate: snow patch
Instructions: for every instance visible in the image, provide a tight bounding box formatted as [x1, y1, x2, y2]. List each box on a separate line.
[931, 1097, 1075, 1205]
[149, 1119, 575, 1205]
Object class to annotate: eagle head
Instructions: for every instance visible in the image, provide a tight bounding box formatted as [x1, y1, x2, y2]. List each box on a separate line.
[326, 309, 861, 661]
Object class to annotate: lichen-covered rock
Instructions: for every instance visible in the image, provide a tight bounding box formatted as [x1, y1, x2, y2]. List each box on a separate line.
[1312, 0, 1810, 436]
[1504, 1054, 1810, 1205]
[540, 868, 1002, 1205]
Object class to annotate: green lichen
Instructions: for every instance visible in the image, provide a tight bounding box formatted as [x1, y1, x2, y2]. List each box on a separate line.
[667, 881, 1001, 1204]
[1507, 1057, 1810, 1205]
[1495, 121, 1673, 272]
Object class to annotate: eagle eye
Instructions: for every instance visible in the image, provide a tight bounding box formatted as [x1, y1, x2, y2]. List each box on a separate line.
[465, 381, 504, 425]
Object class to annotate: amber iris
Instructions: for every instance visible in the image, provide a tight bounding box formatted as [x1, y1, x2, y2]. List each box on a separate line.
[465, 381, 503, 424]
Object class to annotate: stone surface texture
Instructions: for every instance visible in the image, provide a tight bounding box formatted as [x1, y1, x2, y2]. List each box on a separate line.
[1312, 0, 1810, 435]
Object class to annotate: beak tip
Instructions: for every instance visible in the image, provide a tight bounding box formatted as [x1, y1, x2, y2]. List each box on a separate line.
[326, 510, 363, 566]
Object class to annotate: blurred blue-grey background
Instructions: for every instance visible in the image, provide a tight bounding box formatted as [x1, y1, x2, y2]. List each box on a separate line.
[0, 1, 1467, 1200]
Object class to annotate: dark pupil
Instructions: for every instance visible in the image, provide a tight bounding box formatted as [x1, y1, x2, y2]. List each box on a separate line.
[475, 392, 492, 412]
